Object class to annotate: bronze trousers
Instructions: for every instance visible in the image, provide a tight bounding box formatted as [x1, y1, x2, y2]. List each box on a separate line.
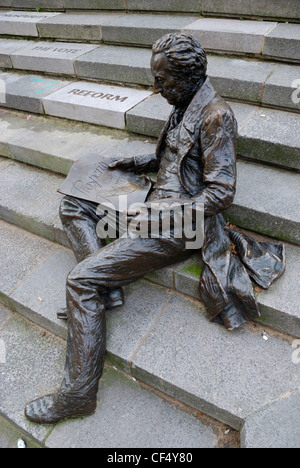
[59, 195, 193, 400]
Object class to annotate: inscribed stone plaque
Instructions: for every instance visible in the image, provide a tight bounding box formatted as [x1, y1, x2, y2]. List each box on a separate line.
[0, 11, 61, 36]
[11, 42, 100, 75]
[43, 81, 152, 129]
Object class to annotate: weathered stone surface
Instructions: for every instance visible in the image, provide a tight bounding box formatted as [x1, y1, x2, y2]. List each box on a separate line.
[106, 281, 172, 370]
[226, 160, 300, 245]
[11, 42, 99, 76]
[0, 302, 11, 328]
[0, 10, 61, 37]
[75, 45, 153, 86]
[37, 12, 123, 41]
[262, 64, 300, 112]
[0, 219, 57, 298]
[184, 18, 277, 55]
[64, 0, 125, 9]
[0, 0, 12, 7]
[43, 81, 152, 129]
[131, 294, 300, 430]
[13, 0, 64, 9]
[241, 390, 300, 448]
[0, 413, 42, 448]
[8, 116, 123, 174]
[0, 39, 31, 68]
[0, 111, 32, 157]
[238, 107, 300, 171]
[208, 55, 276, 103]
[0, 314, 65, 443]
[126, 93, 172, 137]
[10, 248, 73, 338]
[127, 0, 202, 12]
[47, 367, 219, 448]
[0, 162, 64, 241]
[202, 0, 300, 21]
[101, 13, 196, 46]
[263, 23, 300, 63]
[0, 71, 69, 114]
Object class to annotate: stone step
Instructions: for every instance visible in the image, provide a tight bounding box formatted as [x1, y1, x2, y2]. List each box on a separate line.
[1, 0, 299, 23]
[0, 220, 299, 446]
[0, 113, 299, 244]
[2, 40, 299, 114]
[0, 157, 299, 340]
[0, 73, 299, 171]
[0, 303, 234, 448]
[0, 11, 299, 63]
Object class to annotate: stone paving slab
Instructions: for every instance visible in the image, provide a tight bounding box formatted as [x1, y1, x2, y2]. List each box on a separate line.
[13, 0, 64, 10]
[127, 0, 202, 13]
[43, 80, 152, 129]
[11, 42, 100, 76]
[7, 115, 128, 175]
[207, 55, 276, 104]
[37, 12, 125, 42]
[262, 64, 300, 112]
[202, 0, 300, 21]
[131, 293, 300, 430]
[226, 160, 300, 245]
[0, 71, 69, 114]
[0, 162, 64, 241]
[241, 390, 300, 448]
[0, 219, 57, 299]
[183, 17, 277, 55]
[238, 107, 300, 171]
[0, 10, 61, 37]
[0, 39, 31, 68]
[101, 13, 197, 46]
[0, 413, 42, 448]
[64, 0, 125, 9]
[46, 367, 220, 448]
[263, 23, 300, 63]
[126, 93, 173, 137]
[0, 313, 65, 444]
[75, 45, 153, 86]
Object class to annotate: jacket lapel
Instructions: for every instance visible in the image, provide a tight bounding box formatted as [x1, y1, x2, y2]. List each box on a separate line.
[178, 77, 217, 164]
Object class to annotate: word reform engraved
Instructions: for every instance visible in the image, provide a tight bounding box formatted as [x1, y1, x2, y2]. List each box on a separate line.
[68, 88, 129, 102]
[32, 46, 82, 55]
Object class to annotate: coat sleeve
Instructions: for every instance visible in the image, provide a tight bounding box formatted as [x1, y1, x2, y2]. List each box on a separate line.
[134, 153, 159, 174]
[192, 106, 238, 216]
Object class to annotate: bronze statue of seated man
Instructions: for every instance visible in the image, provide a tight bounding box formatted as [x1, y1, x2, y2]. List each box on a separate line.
[25, 33, 285, 425]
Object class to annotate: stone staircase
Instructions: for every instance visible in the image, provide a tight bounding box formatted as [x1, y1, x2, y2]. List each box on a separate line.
[0, 0, 299, 449]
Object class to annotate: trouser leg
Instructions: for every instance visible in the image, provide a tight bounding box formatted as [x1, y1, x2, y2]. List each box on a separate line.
[59, 195, 105, 263]
[61, 235, 192, 399]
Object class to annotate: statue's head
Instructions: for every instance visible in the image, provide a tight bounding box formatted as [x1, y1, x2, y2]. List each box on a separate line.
[151, 33, 207, 108]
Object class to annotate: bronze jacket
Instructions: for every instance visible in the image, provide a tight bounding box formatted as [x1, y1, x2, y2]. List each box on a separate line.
[137, 77, 285, 329]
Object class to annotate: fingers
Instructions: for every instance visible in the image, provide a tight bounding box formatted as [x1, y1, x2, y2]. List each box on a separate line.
[109, 158, 134, 170]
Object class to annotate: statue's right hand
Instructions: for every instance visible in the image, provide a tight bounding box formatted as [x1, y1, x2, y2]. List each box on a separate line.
[109, 157, 135, 172]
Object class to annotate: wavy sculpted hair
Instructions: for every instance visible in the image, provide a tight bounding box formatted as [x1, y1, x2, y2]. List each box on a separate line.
[152, 33, 207, 86]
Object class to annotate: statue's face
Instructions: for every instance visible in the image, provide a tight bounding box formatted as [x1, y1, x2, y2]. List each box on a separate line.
[151, 52, 183, 106]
